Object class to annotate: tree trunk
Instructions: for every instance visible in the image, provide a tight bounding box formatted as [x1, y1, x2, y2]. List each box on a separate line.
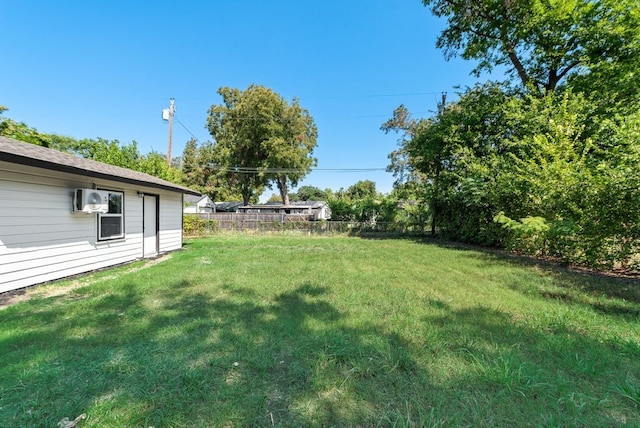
[277, 175, 290, 205]
[431, 204, 437, 236]
[506, 48, 535, 91]
[241, 189, 251, 206]
[431, 161, 441, 236]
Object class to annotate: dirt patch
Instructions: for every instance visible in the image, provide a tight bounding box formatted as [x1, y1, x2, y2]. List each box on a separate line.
[0, 254, 172, 310]
[0, 288, 29, 308]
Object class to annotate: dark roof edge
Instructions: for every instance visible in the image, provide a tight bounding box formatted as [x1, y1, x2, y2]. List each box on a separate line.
[3, 153, 201, 196]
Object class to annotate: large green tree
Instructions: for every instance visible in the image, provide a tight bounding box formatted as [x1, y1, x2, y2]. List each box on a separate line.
[423, 0, 640, 93]
[180, 138, 200, 184]
[381, 104, 423, 189]
[381, 0, 640, 269]
[388, 80, 640, 267]
[294, 185, 331, 201]
[178, 139, 246, 202]
[206, 85, 318, 205]
[346, 180, 378, 200]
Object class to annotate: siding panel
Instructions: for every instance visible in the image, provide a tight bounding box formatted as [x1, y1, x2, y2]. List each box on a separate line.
[159, 193, 183, 253]
[0, 252, 141, 293]
[0, 161, 186, 292]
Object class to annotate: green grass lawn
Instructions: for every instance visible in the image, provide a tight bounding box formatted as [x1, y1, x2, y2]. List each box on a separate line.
[1, 235, 639, 427]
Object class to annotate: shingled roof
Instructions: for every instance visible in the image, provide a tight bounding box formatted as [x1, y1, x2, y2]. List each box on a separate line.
[0, 136, 200, 195]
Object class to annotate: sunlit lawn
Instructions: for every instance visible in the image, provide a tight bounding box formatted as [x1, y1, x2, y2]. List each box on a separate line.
[1, 235, 639, 427]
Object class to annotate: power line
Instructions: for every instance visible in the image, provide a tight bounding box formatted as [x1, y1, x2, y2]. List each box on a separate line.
[181, 164, 387, 174]
[354, 110, 432, 118]
[356, 91, 441, 98]
[174, 116, 203, 144]
[116, 90, 445, 102]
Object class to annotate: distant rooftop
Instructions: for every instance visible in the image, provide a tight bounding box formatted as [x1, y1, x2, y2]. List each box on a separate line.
[243, 200, 327, 209]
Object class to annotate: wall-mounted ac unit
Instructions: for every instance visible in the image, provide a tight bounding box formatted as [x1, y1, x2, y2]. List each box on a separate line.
[74, 189, 109, 213]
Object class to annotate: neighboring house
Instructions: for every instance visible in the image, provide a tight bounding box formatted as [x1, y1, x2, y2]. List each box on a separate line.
[183, 194, 214, 213]
[237, 201, 331, 220]
[213, 201, 244, 213]
[0, 136, 200, 293]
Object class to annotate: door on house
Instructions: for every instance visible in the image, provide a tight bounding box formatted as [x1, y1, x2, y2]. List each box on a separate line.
[143, 195, 158, 257]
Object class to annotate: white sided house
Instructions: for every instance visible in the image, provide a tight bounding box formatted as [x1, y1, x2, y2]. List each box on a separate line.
[0, 136, 200, 293]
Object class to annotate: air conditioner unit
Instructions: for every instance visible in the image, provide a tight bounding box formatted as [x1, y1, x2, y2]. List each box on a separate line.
[74, 188, 109, 213]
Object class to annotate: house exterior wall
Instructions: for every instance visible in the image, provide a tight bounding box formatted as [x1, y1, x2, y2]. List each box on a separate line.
[196, 199, 213, 213]
[236, 203, 331, 220]
[0, 161, 184, 293]
[183, 196, 213, 214]
[317, 205, 331, 220]
[159, 192, 183, 253]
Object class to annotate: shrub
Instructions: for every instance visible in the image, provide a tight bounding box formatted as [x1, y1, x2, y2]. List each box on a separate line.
[183, 215, 218, 236]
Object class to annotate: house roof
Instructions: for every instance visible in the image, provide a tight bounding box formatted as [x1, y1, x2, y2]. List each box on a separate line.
[291, 201, 326, 208]
[214, 201, 244, 212]
[184, 194, 212, 204]
[0, 136, 200, 196]
[240, 201, 327, 210]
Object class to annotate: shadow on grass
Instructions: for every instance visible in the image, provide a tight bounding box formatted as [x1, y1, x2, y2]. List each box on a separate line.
[0, 280, 432, 426]
[1, 271, 639, 426]
[421, 301, 640, 424]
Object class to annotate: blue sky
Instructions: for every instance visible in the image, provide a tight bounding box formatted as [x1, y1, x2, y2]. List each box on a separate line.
[1, 1, 484, 198]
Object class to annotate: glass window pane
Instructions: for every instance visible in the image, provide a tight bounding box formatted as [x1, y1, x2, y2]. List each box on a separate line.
[109, 193, 122, 214]
[98, 190, 124, 240]
[100, 217, 122, 238]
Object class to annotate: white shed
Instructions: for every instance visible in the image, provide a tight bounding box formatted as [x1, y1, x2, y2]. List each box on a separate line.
[0, 136, 200, 293]
[183, 194, 214, 213]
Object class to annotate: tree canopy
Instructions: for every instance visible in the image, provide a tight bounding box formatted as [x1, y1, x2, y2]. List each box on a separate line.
[423, 0, 640, 93]
[294, 185, 331, 201]
[383, 1, 640, 269]
[178, 139, 247, 202]
[1, 106, 183, 184]
[206, 85, 318, 205]
[0, 106, 51, 147]
[345, 180, 378, 200]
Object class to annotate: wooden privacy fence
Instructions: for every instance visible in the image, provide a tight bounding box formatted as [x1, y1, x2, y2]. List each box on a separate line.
[183, 213, 413, 236]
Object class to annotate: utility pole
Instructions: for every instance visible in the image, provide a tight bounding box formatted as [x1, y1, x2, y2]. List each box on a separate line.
[432, 92, 447, 236]
[437, 92, 447, 115]
[162, 98, 176, 167]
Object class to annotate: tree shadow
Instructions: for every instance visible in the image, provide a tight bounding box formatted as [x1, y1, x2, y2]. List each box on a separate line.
[2, 272, 639, 426]
[421, 300, 640, 425]
[0, 279, 434, 426]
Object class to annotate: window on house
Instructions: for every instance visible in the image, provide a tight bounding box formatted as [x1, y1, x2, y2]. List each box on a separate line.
[98, 191, 124, 240]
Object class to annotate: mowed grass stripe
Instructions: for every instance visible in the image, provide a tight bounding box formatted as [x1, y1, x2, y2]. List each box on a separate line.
[0, 235, 638, 427]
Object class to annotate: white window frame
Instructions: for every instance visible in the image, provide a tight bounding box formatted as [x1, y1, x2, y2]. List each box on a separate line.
[98, 190, 124, 241]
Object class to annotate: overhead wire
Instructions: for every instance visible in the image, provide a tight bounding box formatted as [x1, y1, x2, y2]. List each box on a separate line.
[174, 116, 203, 144]
[169, 88, 444, 124]
[180, 164, 387, 174]
[172, 114, 389, 173]
[168, 90, 439, 174]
